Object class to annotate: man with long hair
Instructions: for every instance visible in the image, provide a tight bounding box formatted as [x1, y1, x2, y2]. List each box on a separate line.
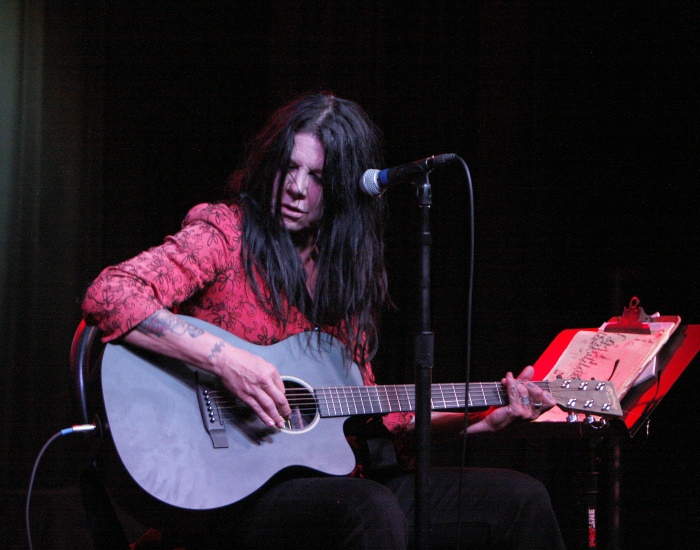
[83, 92, 564, 548]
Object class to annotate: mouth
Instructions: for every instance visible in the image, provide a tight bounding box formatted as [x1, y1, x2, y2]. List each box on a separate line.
[281, 204, 306, 218]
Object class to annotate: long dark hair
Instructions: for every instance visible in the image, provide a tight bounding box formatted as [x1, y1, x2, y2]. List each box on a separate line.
[225, 92, 389, 362]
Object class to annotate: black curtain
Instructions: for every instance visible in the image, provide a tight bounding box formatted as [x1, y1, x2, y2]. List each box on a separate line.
[2, 1, 698, 547]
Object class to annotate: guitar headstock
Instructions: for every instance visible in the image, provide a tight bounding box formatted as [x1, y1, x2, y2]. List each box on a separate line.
[548, 379, 622, 418]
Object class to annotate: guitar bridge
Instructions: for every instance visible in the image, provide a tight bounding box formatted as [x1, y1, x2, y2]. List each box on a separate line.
[195, 372, 228, 448]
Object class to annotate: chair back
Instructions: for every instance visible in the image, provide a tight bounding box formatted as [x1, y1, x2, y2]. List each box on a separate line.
[69, 320, 102, 425]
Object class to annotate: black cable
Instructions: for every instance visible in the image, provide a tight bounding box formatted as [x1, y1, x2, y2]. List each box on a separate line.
[453, 156, 475, 550]
[26, 424, 96, 550]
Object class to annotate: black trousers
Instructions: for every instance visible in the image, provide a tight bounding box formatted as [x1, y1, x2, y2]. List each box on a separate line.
[212, 468, 566, 549]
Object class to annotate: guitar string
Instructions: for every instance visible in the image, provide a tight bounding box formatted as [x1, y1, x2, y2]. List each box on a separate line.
[203, 382, 576, 407]
[204, 384, 511, 407]
[202, 381, 609, 415]
[204, 381, 566, 404]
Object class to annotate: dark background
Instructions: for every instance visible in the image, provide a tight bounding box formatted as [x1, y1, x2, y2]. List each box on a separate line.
[2, 1, 698, 548]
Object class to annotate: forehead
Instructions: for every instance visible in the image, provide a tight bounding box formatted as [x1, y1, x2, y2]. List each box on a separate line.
[291, 133, 325, 169]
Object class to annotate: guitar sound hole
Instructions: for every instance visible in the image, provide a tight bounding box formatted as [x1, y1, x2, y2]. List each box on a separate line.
[282, 378, 319, 433]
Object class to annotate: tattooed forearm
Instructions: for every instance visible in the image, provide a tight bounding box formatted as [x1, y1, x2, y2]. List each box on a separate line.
[137, 310, 204, 338]
[207, 340, 226, 361]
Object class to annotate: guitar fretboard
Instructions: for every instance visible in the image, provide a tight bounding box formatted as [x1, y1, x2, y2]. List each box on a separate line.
[314, 382, 526, 417]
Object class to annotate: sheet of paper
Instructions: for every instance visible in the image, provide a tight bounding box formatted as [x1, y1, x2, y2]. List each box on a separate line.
[549, 331, 662, 387]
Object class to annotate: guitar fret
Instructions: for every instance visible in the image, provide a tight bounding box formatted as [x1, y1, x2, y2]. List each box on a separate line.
[350, 386, 361, 415]
[383, 385, 394, 412]
[401, 386, 412, 411]
[375, 387, 385, 412]
[332, 387, 343, 415]
[451, 384, 460, 409]
[335, 387, 344, 416]
[357, 387, 367, 415]
[473, 383, 484, 408]
[345, 386, 356, 415]
[324, 388, 338, 416]
[493, 382, 506, 406]
[337, 386, 349, 415]
[368, 387, 382, 413]
[316, 387, 328, 416]
[352, 386, 366, 415]
[387, 386, 400, 411]
[400, 387, 408, 411]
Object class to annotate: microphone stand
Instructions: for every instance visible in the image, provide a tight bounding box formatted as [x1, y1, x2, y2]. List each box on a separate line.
[413, 177, 434, 550]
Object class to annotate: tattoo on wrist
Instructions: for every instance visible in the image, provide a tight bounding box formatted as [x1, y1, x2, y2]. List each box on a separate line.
[208, 341, 225, 361]
[137, 311, 204, 338]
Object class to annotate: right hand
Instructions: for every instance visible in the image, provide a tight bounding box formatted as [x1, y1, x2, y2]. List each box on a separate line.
[126, 310, 292, 429]
[216, 344, 292, 429]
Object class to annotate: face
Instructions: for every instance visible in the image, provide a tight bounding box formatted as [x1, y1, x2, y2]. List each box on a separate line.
[273, 132, 325, 234]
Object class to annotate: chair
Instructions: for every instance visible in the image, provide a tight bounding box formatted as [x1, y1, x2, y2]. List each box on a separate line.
[70, 320, 132, 548]
[70, 320, 101, 427]
[70, 320, 181, 550]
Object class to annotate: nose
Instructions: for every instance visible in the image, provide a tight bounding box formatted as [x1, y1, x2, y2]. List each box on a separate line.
[285, 170, 309, 199]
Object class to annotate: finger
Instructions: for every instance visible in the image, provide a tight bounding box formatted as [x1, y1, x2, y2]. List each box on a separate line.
[525, 379, 559, 416]
[519, 367, 552, 417]
[524, 380, 545, 402]
[239, 393, 281, 428]
[266, 377, 292, 419]
[505, 373, 530, 414]
[541, 389, 557, 409]
[246, 359, 291, 425]
[528, 391, 544, 416]
[530, 381, 556, 409]
[245, 386, 288, 429]
[502, 371, 518, 388]
[504, 372, 520, 403]
[516, 365, 535, 381]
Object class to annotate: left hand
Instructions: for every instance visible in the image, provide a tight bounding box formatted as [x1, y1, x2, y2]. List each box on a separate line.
[482, 366, 557, 432]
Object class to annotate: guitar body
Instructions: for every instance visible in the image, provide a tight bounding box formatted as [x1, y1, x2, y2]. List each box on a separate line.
[97, 316, 363, 520]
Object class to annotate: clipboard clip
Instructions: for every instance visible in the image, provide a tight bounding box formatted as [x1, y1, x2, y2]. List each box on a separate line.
[604, 296, 652, 334]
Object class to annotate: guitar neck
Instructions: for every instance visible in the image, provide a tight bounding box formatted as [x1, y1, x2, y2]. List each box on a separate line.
[314, 381, 520, 417]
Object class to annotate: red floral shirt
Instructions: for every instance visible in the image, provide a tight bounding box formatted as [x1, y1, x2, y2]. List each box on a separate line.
[82, 203, 416, 464]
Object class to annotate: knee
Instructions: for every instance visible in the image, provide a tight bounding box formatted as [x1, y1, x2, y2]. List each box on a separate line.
[513, 471, 553, 507]
[341, 480, 409, 548]
[486, 469, 555, 514]
[492, 471, 564, 547]
[346, 480, 405, 522]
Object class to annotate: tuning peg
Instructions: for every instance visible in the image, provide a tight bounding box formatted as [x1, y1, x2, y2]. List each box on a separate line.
[585, 415, 607, 429]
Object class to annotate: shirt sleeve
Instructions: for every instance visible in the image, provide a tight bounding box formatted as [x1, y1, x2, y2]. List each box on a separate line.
[82, 203, 241, 342]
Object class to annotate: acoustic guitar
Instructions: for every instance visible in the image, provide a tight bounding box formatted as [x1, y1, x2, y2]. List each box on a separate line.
[95, 315, 621, 516]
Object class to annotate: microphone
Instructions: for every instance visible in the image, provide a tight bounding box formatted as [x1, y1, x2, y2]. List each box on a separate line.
[360, 153, 458, 196]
